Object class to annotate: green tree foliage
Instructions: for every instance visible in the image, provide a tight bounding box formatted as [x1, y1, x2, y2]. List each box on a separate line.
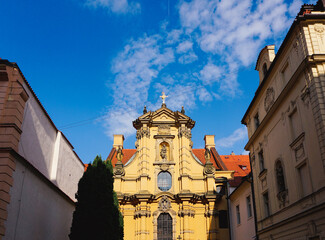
[69, 155, 123, 240]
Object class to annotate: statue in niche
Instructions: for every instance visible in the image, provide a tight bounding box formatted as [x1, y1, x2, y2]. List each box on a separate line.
[276, 161, 286, 193]
[160, 144, 167, 161]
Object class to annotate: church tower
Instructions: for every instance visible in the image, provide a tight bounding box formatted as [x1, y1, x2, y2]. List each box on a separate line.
[108, 94, 236, 240]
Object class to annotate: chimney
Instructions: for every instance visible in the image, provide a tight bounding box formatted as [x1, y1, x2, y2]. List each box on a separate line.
[113, 135, 124, 149]
[204, 135, 215, 149]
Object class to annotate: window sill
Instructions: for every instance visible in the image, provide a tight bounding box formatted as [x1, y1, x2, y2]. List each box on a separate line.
[258, 169, 267, 179]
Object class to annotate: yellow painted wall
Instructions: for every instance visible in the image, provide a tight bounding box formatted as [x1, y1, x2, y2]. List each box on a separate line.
[112, 106, 233, 240]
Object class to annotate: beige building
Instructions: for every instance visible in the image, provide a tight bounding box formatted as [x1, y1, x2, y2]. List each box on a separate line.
[0, 59, 84, 240]
[242, 1, 325, 239]
[108, 100, 251, 240]
[228, 174, 256, 240]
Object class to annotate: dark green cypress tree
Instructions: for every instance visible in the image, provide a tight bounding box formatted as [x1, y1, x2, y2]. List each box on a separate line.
[69, 155, 123, 240]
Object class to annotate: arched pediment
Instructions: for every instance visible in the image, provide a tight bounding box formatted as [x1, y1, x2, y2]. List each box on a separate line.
[133, 105, 195, 129]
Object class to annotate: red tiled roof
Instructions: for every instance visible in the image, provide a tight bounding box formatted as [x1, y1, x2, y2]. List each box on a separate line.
[192, 148, 223, 170]
[192, 150, 250, 187]
[219, 155, 250, 187]
[107, 148, 137, 167]
[104, 148, 250, 185]
[219, 155, 250, 177]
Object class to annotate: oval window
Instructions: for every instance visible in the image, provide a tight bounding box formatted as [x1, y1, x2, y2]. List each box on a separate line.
[157, 171, 172, 191]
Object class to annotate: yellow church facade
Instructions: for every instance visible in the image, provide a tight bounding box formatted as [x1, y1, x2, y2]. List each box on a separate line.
[107, 101, 248, 240]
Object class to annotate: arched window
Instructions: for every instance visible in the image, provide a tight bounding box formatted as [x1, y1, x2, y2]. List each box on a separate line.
[157, 213, 172, 240]
[262, 63, 268, 78]
[276, 160, 286, 193]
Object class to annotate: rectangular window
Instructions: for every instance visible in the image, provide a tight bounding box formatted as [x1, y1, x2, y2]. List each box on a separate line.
[258, 150, 265, 172]
[298, 163, 312, 197]
[236, 205, 241, 225]
[289, 109, 302, 140]
[219, 210, 228, 228]
[254, 113, 260, 129]
[263, 192, 270, 217]
[246, 195, 252, 218]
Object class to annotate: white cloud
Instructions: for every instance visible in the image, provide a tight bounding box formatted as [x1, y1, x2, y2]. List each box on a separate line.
[179, 0, 300, 67]
[242, 150, 250, 155]
[104, 34, 175, 137]
[199, 63, 222, 85]
[176, 40, 193, 53]
[103, 0, 304, 137]
[215, 127, 248, 149]
[85, 0, 140, 14]
[196, 87, 213, 102]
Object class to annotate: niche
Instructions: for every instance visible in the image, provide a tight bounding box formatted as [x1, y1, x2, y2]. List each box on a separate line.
[159, 142, 170, 162]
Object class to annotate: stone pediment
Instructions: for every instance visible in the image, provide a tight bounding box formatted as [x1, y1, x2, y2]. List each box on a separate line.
[133, 105, 195, 129]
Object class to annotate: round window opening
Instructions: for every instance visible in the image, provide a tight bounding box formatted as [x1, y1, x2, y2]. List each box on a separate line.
[157, 171, 172, 191]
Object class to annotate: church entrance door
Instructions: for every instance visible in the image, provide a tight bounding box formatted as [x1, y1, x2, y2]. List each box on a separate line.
[157, 213, 172, 240]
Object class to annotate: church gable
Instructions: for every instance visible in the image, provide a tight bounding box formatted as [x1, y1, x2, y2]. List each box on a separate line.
[133, 104, 195, 129]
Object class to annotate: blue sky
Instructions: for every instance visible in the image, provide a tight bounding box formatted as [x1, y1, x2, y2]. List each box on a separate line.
[0, 0, 310, 163]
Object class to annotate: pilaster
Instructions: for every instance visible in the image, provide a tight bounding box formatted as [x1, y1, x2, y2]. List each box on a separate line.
[179, 124, 192, 193]
[0, 62, 29, 240]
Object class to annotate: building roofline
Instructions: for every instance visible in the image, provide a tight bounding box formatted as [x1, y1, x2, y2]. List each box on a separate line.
[228, 173, 252, 199]
[0, 59, 84, 166]
[241, 7, 325, 124]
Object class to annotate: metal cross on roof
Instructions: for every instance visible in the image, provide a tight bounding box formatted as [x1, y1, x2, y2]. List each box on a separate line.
[160, 92, 168, 104]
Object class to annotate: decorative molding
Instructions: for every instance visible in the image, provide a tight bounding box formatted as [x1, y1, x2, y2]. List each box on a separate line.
[136, 127, 150, 139]
[178, 126, 192, 139]
[205, 209, 219, 217]
[315, 24, 324, 35]
[152, 196, 177, 240]
[158, 196, 171, 212]
[114, 161, 125, 176]
[158, 125, 171, 135]
[290, 132, 306, 162]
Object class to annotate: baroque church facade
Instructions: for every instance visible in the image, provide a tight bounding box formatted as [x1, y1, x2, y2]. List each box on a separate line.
[108, 100, 249, 240]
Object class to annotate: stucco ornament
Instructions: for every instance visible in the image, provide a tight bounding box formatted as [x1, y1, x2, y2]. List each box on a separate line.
[136, 127, 150, 139]
[315, 25, 324, 33]
[158, 196, 171, 212]
[264, 87, 275, 112]
[160, 164, 169, 171]
[178, 126, 191, 139]
[158, 125, 170, 135]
